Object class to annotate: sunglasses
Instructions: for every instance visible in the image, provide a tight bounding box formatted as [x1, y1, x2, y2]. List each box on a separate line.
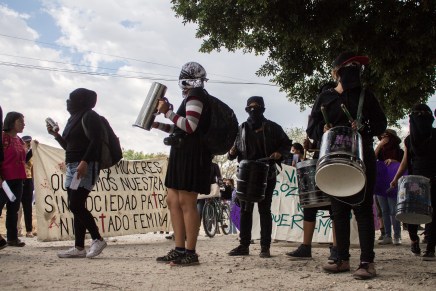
[245, 105, 262, 112]
[410, 110, 432, 116]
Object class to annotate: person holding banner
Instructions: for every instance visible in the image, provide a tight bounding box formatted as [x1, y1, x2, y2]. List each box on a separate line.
[391, 104, 436, 261]
[308, 52, 387, 279]
[152, 62, 212, 266]
[227, 96, 291, 258]
[0, 111, 27, 247]
[0, 105, 7, 250]
[374, 129, 404, 246]
[47, 88, 107, 259]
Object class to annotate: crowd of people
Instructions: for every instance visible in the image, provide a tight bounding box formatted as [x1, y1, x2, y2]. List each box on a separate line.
[1, 54, 435, 282]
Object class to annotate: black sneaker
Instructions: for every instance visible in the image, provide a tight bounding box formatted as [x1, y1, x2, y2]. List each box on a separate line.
[422, 251, 436, 261]
[228, 245, 249, 256]
[156, 249, 184, 263]
[286, 244, 312, 259]
[170, 253, 200, 266]
[0, 238, 7, 250]
[328, 245, 338, 263]
[259, 246, 271, 258]
[7, 239, 25, 247]
[411, 241, 421, 256]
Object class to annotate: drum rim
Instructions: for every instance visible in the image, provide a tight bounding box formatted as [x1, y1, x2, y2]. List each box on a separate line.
[398, 175, 431, 183]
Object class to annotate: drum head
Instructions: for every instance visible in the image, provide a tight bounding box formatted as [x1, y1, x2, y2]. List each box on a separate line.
[315, 163, 365, 197]
[396, 213, 432, 225]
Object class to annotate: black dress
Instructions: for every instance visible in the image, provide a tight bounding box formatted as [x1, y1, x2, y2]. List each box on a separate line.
[165, 90, 212, 194]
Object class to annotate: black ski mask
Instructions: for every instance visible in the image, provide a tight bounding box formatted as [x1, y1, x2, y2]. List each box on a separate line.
[410, 104, 434, 150]
[338, 65, 361, 91]
[63, 88, 97, 138]
[246, 96, 266, 130]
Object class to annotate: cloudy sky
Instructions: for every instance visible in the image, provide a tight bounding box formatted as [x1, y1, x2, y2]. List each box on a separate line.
[0, 0, 311, 154]
[1, 1, 434, 153]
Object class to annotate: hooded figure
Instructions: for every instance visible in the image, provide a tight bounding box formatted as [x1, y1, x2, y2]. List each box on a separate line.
[63, 88, 97, 139]
[409, 104, 434, 156]
[245, 96, 266, 130]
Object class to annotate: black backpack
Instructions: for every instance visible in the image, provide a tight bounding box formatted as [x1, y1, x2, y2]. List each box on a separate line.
[189, 88, 238, 155]
[82, 111, 123, 169]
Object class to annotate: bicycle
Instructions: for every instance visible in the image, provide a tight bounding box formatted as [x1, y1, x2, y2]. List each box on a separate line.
[202, 197, 231, 238]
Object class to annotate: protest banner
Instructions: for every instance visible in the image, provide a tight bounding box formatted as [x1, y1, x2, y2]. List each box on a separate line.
[251, 164, 359, 244]
[33, 142, 171, 241]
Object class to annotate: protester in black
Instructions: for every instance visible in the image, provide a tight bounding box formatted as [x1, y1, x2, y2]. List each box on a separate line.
[47, 88, 107, 259]
[227, 96, 291, 258]
[391, 104, 436, 261]
[309, 52, 387, 279]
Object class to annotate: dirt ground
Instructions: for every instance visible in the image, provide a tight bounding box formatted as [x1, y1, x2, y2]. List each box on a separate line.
[1, 210, 436, 291]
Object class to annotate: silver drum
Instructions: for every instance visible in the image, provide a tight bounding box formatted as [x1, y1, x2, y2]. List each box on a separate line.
[296, 159, 331, 208]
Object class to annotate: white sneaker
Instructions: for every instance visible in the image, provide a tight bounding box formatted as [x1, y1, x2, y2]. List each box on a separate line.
[86, 239, 107, 258]
[393, 238, 402, 245]
[378, 237, 393, 245]
[57, 247, 86, 258]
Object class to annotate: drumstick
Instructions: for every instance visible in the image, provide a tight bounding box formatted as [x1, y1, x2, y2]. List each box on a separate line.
[320, 106, 331, 128]
[340, 103, 354, 123]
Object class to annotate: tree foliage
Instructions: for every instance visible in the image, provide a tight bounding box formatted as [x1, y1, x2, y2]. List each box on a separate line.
[172, 0, 436, 123]
[214, 154, 238, 179]
[122, 149, 167, 161]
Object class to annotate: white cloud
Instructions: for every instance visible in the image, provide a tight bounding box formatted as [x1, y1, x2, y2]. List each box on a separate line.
[0, 1, 355, 155]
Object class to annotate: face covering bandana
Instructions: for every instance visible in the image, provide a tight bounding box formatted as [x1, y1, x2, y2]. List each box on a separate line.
[179, 79, 205, 98]
[247, 108, 265, 130]
[66, 99, 81, 114]
[338, 65, 361, 90]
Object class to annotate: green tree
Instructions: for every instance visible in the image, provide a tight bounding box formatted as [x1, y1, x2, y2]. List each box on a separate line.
[214, 154, 238, 179]
[172, 0, 436, 123]
[285, 126, 306, 145]
[122, 149, 168, 160]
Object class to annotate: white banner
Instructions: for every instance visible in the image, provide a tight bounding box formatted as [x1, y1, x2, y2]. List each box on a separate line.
[252, 164, 359, 244]
[33, 142, 170, 241]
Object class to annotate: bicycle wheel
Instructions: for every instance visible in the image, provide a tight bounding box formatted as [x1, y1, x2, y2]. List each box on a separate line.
[220, 202, 231, 235]
[202, 200, 217, 238]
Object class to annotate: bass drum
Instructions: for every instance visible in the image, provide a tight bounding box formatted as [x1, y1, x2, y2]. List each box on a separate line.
[296, 159, 331, 208]
[315, 126, 366, 197]
[395, 175, 432, 224]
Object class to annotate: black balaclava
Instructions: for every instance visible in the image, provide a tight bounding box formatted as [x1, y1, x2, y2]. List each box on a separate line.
[63, 88, 97, 138]
[338, 65, 361, 91]
[246, 96, 266, 130]
[409, 104, 434, 154]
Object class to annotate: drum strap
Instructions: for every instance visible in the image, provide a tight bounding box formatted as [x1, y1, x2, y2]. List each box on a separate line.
[356, 88, 365, 130]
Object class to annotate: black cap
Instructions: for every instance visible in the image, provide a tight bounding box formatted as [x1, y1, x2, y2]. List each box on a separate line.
[246, 96, 265, 108]
[332, 51, 369, 68]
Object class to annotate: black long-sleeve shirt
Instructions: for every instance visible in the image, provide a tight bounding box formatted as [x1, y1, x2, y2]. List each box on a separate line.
[307, 86, 387, 149]
[55, 110, 102, 163]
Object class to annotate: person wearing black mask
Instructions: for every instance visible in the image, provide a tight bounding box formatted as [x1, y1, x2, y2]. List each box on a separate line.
[308, 52, 387, 279]
[46, 88, 107, 259]
[227, 96, 291, 258]
[391, 104, 436, 261]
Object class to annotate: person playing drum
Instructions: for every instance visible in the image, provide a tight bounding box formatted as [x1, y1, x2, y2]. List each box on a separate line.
[391, 104, 436, 261]
[308, 52, 387, 279]
[227, 96, 291, 258]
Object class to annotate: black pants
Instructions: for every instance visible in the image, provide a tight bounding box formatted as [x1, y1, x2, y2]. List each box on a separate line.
[67, 187, 101, 248]
[408, 179, 436, 253]
[331, 149, 376, 263]
[0, 179, 24, 241]
[239, 177, 276, 248]
[21, 178, 34, 232]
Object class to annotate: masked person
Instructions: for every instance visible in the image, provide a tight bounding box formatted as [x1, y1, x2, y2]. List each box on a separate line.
[308, 52, 387, 279]
[152, 62, 212, 266]
[391, 104, 436, 261]
[47, 88, 107, 258]
[227, 96, 291, 258]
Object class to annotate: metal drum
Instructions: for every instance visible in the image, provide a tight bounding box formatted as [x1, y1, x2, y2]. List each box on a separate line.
[395, 175, 432, 224]
[133, 82, 167, 131]
[296, 159, 331, 208]
[315, 126, 366, 197]
[236, 160, 269, 203]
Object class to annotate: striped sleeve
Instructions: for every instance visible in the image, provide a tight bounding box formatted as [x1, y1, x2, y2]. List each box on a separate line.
[165, 96, 204, 134]
[155, 122, 174, 134]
